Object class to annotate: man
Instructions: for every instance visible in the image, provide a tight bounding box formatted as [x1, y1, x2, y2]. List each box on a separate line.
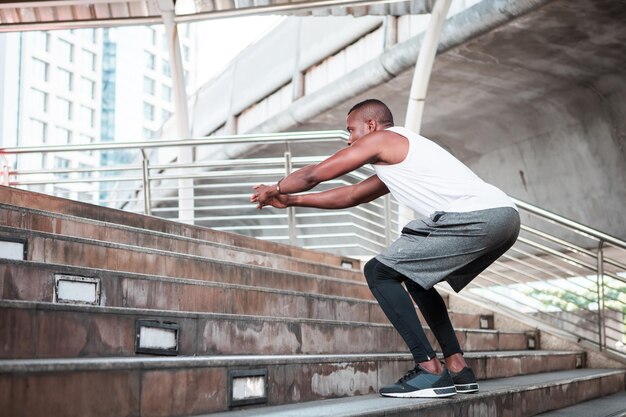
[251, 99, 520, 398]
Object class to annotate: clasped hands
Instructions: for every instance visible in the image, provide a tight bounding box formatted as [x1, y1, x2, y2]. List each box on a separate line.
[251, 184, 289, 209]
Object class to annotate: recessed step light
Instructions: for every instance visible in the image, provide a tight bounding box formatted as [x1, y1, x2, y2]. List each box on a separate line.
[135, 320, 180, 355]
[479, 314, 493, 329]
[341, 259, 354, 269]
[54, 274, 101, 305]
[0, 238, 26, 260]
[228, 369, 268, 408]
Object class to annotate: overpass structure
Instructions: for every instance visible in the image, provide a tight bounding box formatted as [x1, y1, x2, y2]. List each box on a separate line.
[174, 0, 626, 239]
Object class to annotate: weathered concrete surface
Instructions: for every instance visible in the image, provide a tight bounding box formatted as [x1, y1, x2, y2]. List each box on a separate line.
[299, 0, 626, 238]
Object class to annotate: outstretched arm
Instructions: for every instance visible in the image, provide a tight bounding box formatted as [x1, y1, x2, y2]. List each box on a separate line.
[254, 175, 389, 210]
[252, 132, 387, 204]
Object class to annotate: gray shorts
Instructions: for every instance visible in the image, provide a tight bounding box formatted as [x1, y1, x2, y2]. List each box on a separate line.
[376, 207, 520, 292]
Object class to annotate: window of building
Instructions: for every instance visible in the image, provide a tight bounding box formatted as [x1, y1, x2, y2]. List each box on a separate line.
[149, 27, 157, 45]
[53, 186, 70, 198]
[81, 49, 96, 71]
[30, 119, 47, 143]
[80, 134, 95, 155]
[57, 98, 73, 121]
[80, 106, 95, 128]
[145, 51, 156, 70]
[161, 85, 172, 101]
[143, 77, 155, 95]
[31, 88, 48, 113]
[183, 45, 190, 62]
[54, 157, 70, 178]
[34, 31, 50, 52]
[162, 59, 171, 77]
[32, 58, 49, 82]
[77, 192, 92, 202]
[80, 28, 97, 43]
[143, 128, 154, 139]
[81, 77, 95, 99]
[58, 39, 74, 62]
[55, 126, 72, 144]
[78, 163, 92, 179]
[57, 68, 73, 91]
[161, 109, 171, 122]
[143, 102, 155, 121]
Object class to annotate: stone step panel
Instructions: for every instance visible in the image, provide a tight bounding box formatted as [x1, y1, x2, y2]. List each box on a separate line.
[0, 227, 374, 300]
[0, 202, 364, 282]
[0, 187, 361, 269]
[0, 353, 611, 417]
[209, 368, 626, 417]
[0, 259, 389, 324]
[0, 300, 536, 359]
[0, 260, 497, 329]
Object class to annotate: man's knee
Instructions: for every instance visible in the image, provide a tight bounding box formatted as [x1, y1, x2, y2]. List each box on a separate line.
[363, 258, 380, 288]
[364, 257, 402, 288]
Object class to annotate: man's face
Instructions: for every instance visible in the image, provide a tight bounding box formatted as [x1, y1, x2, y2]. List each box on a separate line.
[346, 111, 374, 146]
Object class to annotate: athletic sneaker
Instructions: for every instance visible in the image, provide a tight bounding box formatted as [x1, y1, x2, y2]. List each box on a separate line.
[379, 365, 457, 398]
[449, 366, 479, 393]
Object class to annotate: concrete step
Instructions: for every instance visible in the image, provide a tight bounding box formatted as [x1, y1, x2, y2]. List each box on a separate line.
[0, 202, 363, 282]
[0, 300, 534, 359]
[0, 351, 593, 417]
[205, 369, 626, 417]
[0, 226, 373, 300]
[0, 259, 495, 329]
[0, 259, 389, 324]
[0, 187, 360, 269]
[535, 390, 626, 416]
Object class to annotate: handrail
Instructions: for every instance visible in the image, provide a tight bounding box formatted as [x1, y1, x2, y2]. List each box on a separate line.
[0, 130, 349, 154]
[512, 198, 626, 249]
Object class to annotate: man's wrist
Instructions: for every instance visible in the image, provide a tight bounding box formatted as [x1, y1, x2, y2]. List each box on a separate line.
[276, 178, 283, 194]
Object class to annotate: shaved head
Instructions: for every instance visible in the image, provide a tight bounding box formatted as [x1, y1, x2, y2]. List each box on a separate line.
[347, 99, 394, 128]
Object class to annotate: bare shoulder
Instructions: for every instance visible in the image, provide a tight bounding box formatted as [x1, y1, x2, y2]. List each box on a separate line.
[360, 130, 409, 165]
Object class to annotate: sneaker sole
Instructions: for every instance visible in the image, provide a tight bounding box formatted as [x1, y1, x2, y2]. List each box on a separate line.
[455, 383, 479, 393]
[381, 386, 457, 398]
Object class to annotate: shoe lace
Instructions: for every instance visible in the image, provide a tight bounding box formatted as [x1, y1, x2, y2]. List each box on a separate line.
[398, 365, 423, 383]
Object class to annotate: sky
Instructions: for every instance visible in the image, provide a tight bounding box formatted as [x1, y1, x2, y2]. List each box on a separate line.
[191, 15, 284, 90]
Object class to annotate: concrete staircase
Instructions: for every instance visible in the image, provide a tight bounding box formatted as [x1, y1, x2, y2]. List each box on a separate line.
[1, 185, 624, 417]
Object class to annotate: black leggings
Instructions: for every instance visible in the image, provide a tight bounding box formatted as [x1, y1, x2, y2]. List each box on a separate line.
[364, 257, 462, 363]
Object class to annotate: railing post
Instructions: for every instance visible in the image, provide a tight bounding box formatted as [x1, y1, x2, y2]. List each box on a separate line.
[1, 155, 9, 186]
[141, 151, 152, 216]
[596, 240, 606, 351]
[384, 194, 392, 246]
[284, 151, 297, 246]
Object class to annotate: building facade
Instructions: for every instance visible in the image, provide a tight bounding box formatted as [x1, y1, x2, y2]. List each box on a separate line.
[0, 24, 195, 206]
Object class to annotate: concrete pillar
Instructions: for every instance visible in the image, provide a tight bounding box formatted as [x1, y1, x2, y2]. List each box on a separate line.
[158, 0, 195, 224]
[404, 0, 452, 134]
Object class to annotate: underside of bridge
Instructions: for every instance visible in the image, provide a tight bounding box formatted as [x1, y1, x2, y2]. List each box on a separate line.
[285, 0, 626, 239]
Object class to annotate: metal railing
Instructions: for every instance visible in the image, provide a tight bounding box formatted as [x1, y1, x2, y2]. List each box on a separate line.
[460, 199, 626, 361]
[1, 130, 624, 360]
[0, 131, 400, 256]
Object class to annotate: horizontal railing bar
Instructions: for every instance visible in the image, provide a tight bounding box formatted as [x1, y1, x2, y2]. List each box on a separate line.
[520, 225, 598, 258]
[516, 237, 598, 273]
[2, 130, 349, 154]
[513, 198, 626, 249]
[469, 274, 600, 333]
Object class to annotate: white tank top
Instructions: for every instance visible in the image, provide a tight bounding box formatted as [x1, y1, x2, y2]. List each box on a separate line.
[373, 126, 517, 217]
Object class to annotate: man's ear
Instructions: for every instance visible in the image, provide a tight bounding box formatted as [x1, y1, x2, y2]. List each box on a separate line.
[366, 119, 377, 132]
